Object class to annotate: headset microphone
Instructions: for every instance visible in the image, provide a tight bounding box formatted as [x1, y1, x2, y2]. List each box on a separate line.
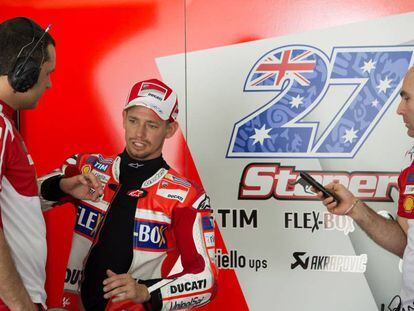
[8, 23, 52, 93]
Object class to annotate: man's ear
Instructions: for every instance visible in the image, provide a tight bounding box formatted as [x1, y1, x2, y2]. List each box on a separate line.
[122, 110, 127, 129]
[166, 121, 178, 138]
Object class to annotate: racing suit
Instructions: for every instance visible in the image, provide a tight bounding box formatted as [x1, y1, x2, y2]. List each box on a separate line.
[40, 151, 217, 310]
[397, 157, 414, 309]
[0, 100, 47, 308]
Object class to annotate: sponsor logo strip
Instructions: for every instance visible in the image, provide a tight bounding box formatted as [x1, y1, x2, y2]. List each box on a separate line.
[91, 169, 110, 184]
[239, 163, 398, 201]
[157, 188, 189, 203]
[202, 216, 214, 231]
[204, 232, 215, 248]
[404, 185, 414, 195]
[290, 252, 367, 273]
[165, 173, 192, 187]
[133, 219, 168, 251]
[164, 289, 212, 301]
[170, 279, 207, 294]
[75, 203, 105, 240]
[93, 161, 109, 172]
[216, 249, 268, 271]
[284, 211, 355, 235]
[81, 164, 92, 174]
[170, 295, 209, 310]
[97, 154, 113, 164]
[403, 196, 414, 213]
[142, 168, 168, 188]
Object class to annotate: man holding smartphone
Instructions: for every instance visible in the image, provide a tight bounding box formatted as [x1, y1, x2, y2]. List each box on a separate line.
[316, 67, 414, 311]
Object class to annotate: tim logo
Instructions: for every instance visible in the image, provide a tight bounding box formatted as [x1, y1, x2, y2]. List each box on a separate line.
[227, 45, 414, 158]
[134, 220, 168, 251]
[93, 161, 109, 172]
[85, 154, 113, 165]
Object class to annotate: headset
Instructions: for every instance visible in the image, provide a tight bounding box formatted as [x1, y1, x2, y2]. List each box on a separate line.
[7, 19, 52, 93]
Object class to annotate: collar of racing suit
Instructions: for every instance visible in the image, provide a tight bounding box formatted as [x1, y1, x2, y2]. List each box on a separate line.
[111, 150, 168, 183]
[118, 150, 168, 185]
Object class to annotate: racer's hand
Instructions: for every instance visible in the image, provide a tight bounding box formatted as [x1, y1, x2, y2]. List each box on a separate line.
[103, 269, 151, 303]
[59, 173, 103, 201]
[314, 181, 359, 216]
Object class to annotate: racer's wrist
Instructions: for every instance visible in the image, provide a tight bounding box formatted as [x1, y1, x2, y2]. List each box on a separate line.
[59, 177, 73, 194]
[134, 283, 151, 303]
[41, 175, 67, 200]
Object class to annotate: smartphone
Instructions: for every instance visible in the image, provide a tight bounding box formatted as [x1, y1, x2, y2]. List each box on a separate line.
[299, 171, 340, 203]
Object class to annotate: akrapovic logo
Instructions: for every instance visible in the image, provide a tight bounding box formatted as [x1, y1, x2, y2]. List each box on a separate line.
[239, 163, 398, 202]
[291, 252, 367, 273]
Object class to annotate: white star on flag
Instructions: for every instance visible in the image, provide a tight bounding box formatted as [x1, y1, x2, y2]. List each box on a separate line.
[342, 127, 359, 144]
[371, 99, 379, 107]
[361, 59, 376, 74]
[376, 76, 392, 93]
[289, 94, 304, 109]
[250, 124, 272, 146]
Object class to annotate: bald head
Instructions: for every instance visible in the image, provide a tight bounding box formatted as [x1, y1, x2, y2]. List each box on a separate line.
[397, 66, 414, 137]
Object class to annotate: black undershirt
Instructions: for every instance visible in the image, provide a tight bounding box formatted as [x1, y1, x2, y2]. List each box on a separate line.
[80, 151, 168, 310]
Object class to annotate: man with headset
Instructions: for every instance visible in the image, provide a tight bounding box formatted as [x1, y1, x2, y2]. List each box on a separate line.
[0, 17, 82, 310]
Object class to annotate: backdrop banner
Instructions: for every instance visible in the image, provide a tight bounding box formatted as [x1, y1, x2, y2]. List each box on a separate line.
[158, 12, 414, 310]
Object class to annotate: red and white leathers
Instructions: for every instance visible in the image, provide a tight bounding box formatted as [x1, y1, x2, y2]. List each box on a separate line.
[0, 100, 47, 308]
[39, 153, 217, 310]
[398, 154, 414, 309]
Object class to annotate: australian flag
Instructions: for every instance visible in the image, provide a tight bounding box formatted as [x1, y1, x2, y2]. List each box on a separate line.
[246, 47, 318, 91]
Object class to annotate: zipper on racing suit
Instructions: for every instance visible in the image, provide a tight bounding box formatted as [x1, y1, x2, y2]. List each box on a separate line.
[78, 182, 121, 293]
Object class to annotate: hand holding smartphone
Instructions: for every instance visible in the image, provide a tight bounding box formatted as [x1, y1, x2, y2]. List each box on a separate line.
[299, 172, 340, 203]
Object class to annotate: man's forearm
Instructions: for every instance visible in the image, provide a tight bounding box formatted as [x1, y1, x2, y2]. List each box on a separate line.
[0, 229, 35, 310]
[352, 201, 407, 258]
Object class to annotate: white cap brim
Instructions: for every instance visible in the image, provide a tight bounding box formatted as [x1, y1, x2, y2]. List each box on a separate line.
[124, 97, 169, 120]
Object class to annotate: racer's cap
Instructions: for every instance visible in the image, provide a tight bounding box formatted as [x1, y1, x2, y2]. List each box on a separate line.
[124, 79, 178, 122]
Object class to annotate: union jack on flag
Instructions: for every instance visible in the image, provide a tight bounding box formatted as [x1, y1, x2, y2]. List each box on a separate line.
[248, 48, 316, 89]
